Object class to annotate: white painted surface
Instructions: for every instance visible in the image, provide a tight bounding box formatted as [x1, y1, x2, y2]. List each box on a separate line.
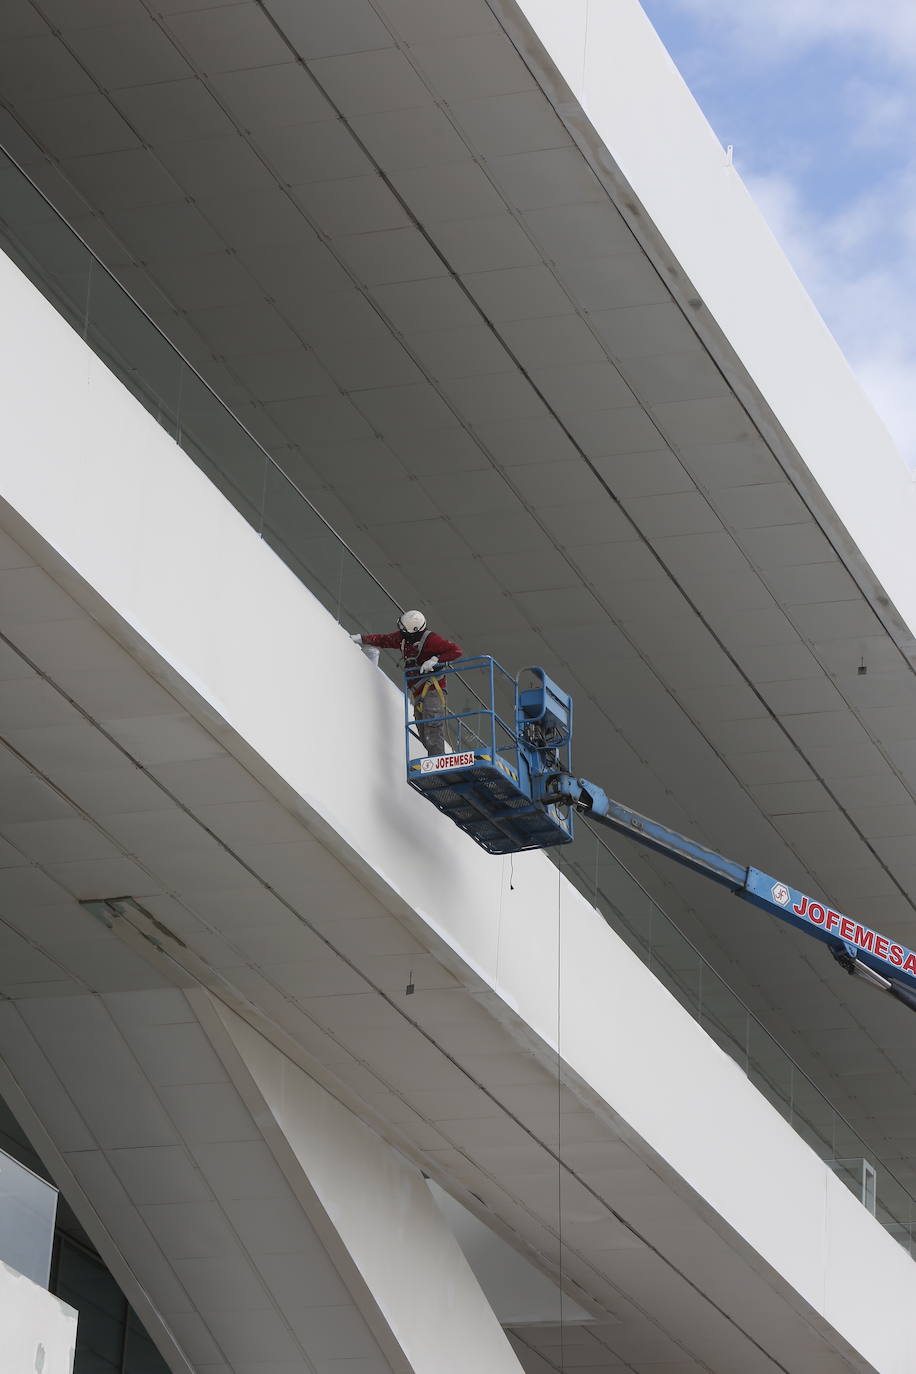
[205, 996, 524, 1374]
[0, 1257, 76, 1374]
[427, 1181, 592, 1327]
[511, 0, 916, 642]
[2, 245, 916, 1371]
[7, 2, 916, 1272]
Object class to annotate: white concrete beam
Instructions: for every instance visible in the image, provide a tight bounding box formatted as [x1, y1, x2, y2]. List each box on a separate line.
[197, 990, 524, 1374]
[2, 244, 915, 1372]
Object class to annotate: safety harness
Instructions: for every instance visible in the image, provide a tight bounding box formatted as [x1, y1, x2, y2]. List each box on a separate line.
[402, 630, 446, 709]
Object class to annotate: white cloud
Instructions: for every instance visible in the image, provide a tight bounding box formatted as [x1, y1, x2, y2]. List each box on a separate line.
[845, 78, 912, 150]
[746, 169, 916, 464]
[668, 0, 916, 66]
[855, 351, 916, 465]
[646, 0, 916, 465]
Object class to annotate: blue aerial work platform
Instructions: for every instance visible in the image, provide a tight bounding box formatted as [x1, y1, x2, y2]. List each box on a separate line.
[405, 656, 574, 855]
[404, 655, 916, 1017]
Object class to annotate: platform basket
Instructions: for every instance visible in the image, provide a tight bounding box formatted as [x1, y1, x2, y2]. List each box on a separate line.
[405, 658, 573, 855]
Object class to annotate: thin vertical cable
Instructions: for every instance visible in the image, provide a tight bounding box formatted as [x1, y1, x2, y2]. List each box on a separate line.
[175, 361, 185, 449]
[556, 852, 565, 1373]
[697, 957, 703, 1027]
[257, 447, 269, 538]
[496, 856, 506, 987]
[82, 255, 92, 343]
[335, 541, 345, 622]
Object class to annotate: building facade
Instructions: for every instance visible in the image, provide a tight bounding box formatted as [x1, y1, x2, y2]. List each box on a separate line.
[2, 2, 916, 1371]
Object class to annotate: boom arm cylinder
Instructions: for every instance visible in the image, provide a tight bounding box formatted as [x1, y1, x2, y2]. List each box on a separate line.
[543, 772, 916, 1013]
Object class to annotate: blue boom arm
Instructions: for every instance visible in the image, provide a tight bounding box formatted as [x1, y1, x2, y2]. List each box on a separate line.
[541, 773, 916, 1015]
[400, 656, 916, 1014]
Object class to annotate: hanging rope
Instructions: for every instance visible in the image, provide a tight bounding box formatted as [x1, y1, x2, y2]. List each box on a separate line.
[556, 852, 565, 1373]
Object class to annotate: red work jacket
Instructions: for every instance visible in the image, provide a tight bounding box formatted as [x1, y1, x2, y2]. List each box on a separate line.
[361, 629, 463, 698]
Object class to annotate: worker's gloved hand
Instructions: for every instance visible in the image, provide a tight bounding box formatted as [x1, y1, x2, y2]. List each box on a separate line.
[349, 633, 363, 643]
[419, 656, 439, 674]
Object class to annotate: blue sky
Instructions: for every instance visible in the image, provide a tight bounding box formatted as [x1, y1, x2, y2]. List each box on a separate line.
[640, 0, 916, 464]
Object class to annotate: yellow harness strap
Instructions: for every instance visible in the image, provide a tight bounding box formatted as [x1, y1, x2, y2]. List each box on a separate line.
[416, 675, 447, 710]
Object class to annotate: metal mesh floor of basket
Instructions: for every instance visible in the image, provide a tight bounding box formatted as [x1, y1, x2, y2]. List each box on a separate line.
[407, 753, 570, 855]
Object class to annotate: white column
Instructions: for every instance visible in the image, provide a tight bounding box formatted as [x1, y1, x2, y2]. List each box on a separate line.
[196, 992, 524, 1374]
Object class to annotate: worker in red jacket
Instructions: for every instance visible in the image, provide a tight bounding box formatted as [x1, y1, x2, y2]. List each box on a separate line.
[352, 610, 462, 756]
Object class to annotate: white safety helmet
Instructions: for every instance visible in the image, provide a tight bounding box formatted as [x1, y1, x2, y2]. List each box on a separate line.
[398, 609, 427, 639]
